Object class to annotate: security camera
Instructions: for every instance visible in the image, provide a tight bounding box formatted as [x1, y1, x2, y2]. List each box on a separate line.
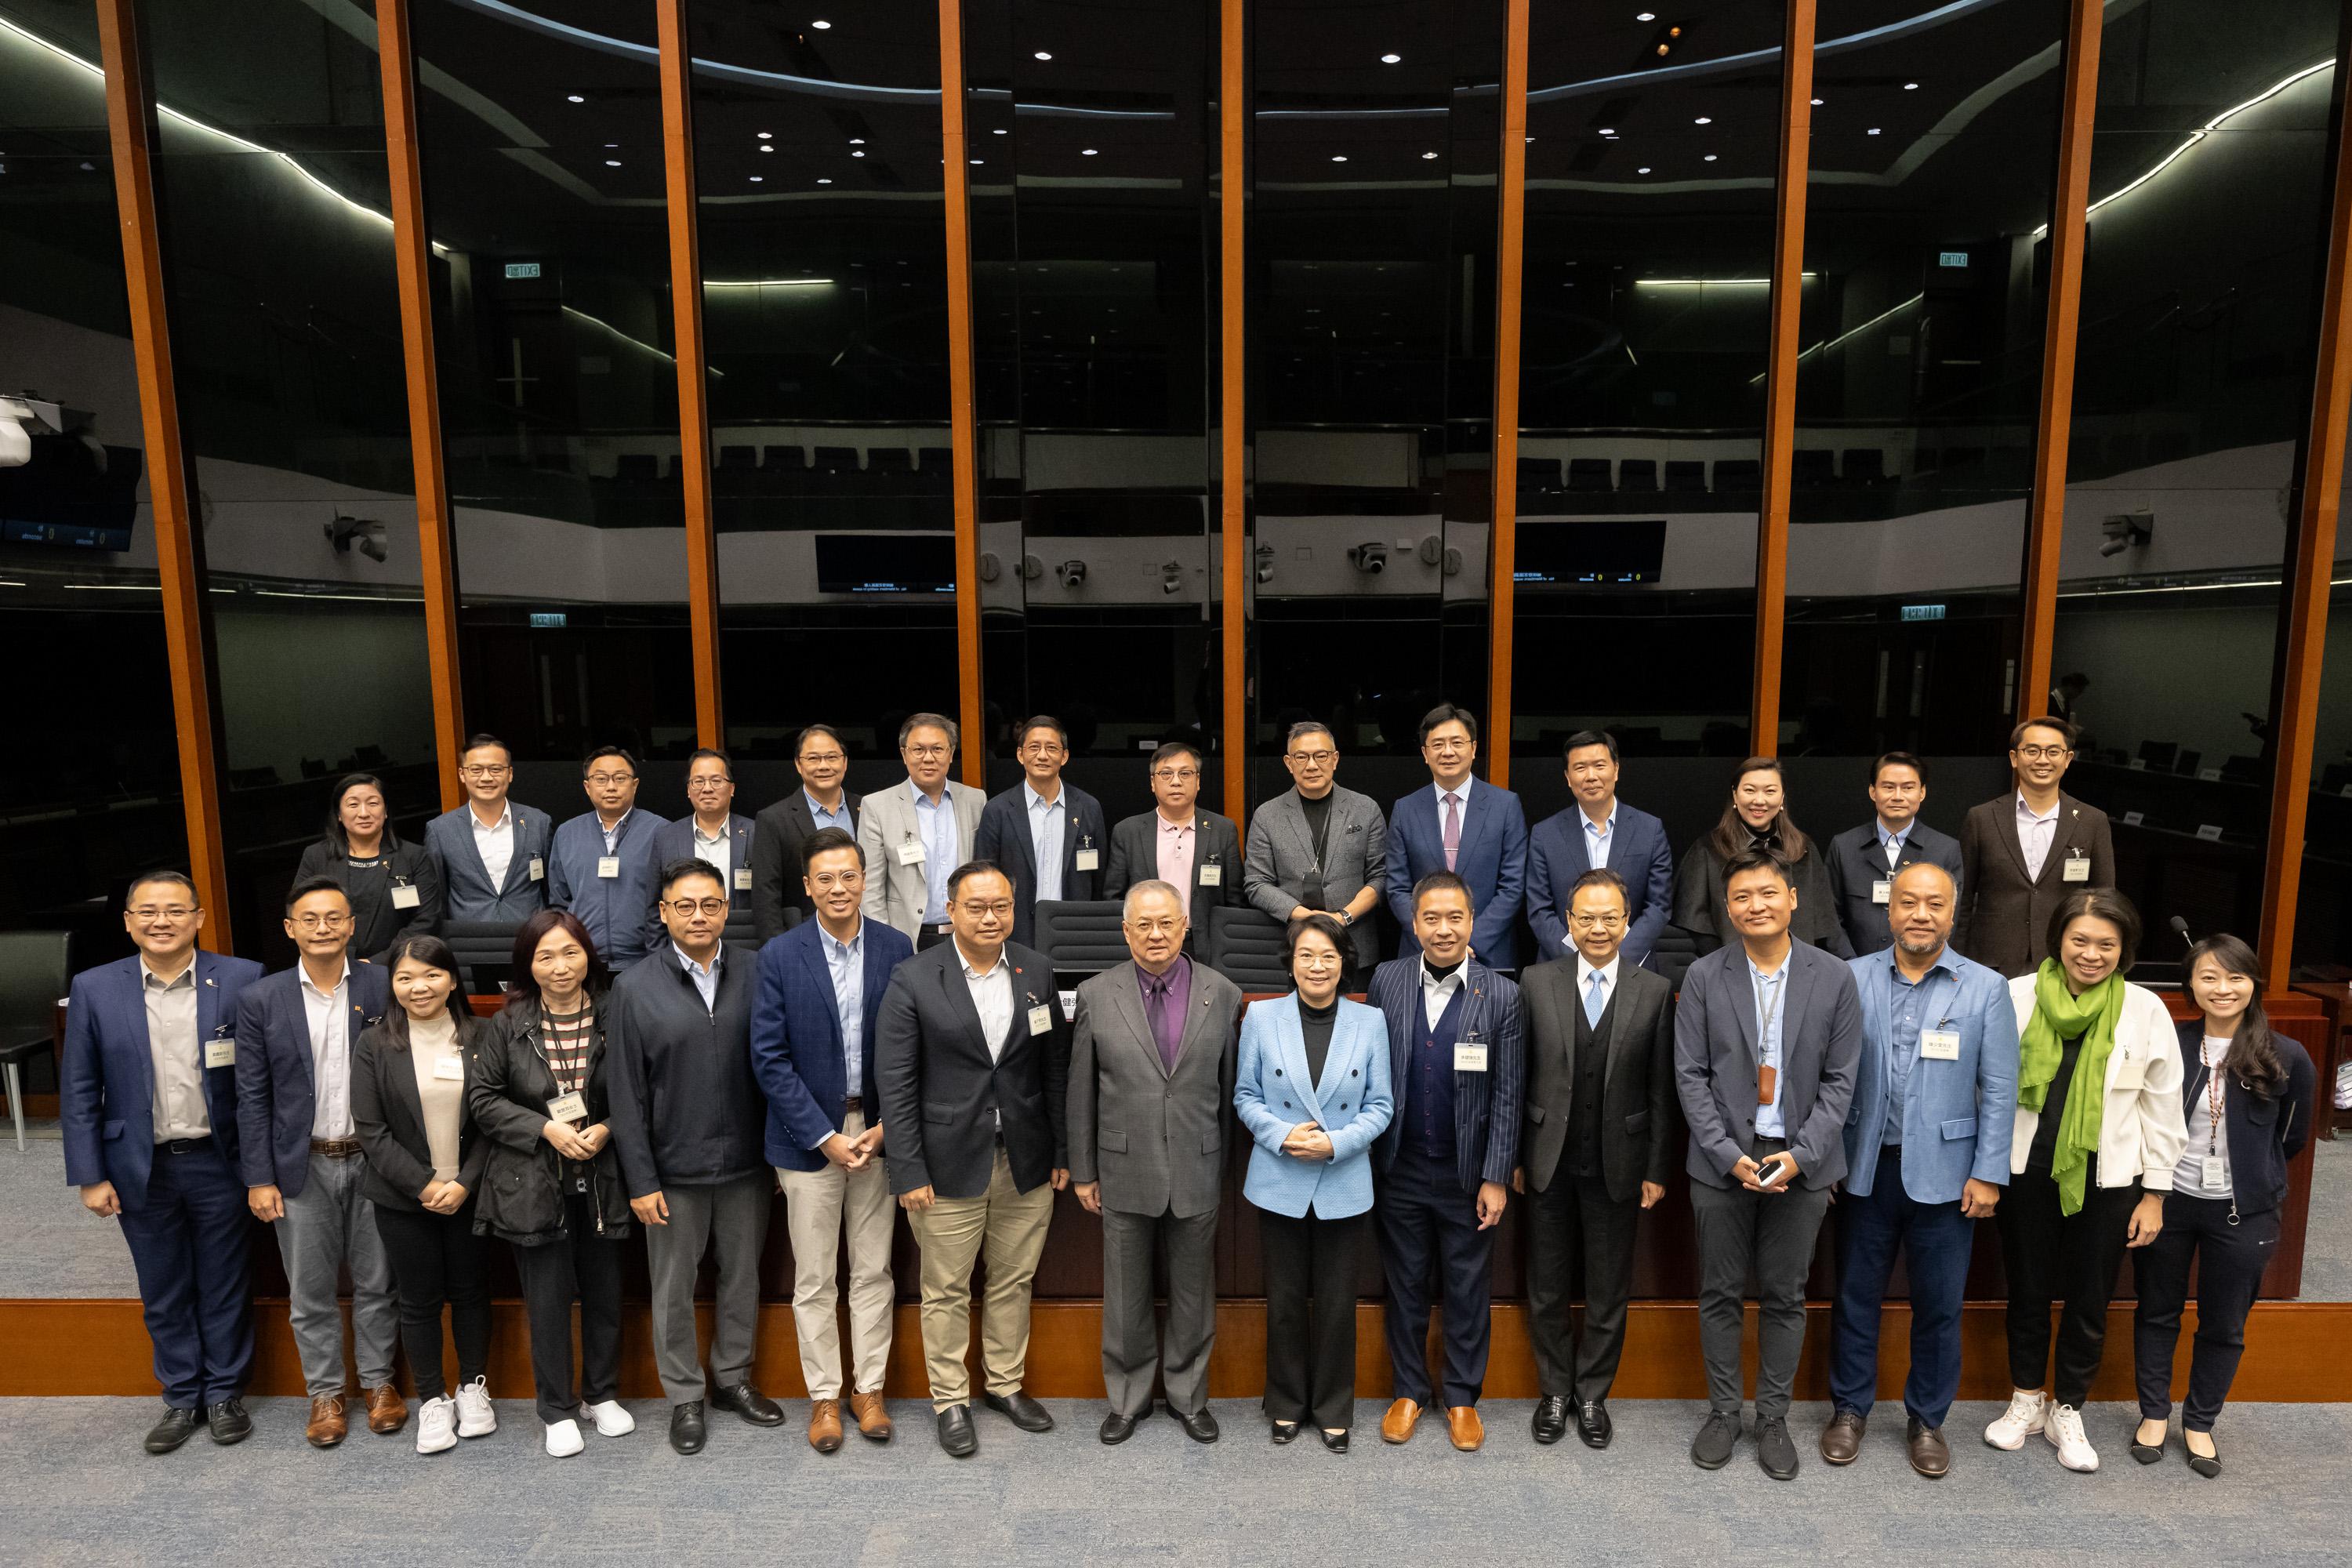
[1057, 557, 1088, 589]
[1160, 560, 1184, 595]
[325, 513, 389, 564]
[2098, 511, 2152, 558]
[1254, 543, 1276, 585]
[0, 393, 71, 470]
[1349, 542, 1388, 575]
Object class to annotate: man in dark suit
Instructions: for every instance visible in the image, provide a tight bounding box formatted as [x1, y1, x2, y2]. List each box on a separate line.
[1955, 717, 2115, 977]
[1366, 870, 1525, 1453]
[1675, 848, 1862, 1481]
[1824, 750, 1965, 957]
[61, 870, 263, 1454]
[1385, 703, 1528, 970]
[1068, 879, 1243, 1446]
[1524, 729, 1675, 970]
[423, 732, 553, 924]
[652, 748, 756, 911]
[1243, 720, 1387, 972]
[234, 877, 401, 1447]
[750, 826, 914, 1453]
[748, 723, 862, 941]
[974, 714, 1109, 949]
[1103, 740, 1242, 956]
[1516, 867, 1675, 1450]
[876, 859, 1070, 1458]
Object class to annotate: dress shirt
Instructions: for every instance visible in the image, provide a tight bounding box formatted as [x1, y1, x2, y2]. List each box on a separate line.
[1575, 953, 1621, 1025]
[1420, 956, 1467, 1031]
[674, 942, 721, 1014]
[1026, 783, 1066, 903]
[806, 790, 855, 835]
[1138, 955, 1193, 1071]
[818, 920, 866, 1145]
[1748, 953, 1788, 1140]
[600, 808, 635, 856]
[913, 782, 956, 925]
[299, 958, 355, 1140]
[2015, 793, 2060, 883]
[1156, 811, 1198, 895]
[1875, 818, 1915, 871]
[956, 941, 1015, 1065]
[690, 818, 733, 887]
[1581, 800, 1618, 872]
[470, 801, 516, 891]
[141, 958, 208, 1142]
[1881, 957, 1955, 1147]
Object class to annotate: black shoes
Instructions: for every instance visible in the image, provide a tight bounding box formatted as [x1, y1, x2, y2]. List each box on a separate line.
[2187, 1436, 2221, 1479]
[670, 1401, 708, 1455]
[1576, 1400, 1613, 1450]
[710, 1381, 784, 1427]
[1318, 1428, 1350, 1454]
[1270, 1420, 1301, 1445]
[1171, 1405, 1219, 1444]
[205, 1398, 251, 1446]
[938, 1403, 978, 1458]
[1530, 1395, 1570, 1445]
[1755, 1415, 1799, 1481]
[1690, 1410, 1740, 1470]
[147, 1406, 201, 1454]
[1100, 1410, 1142, 1445]
[983, 1390, 1055, 1432]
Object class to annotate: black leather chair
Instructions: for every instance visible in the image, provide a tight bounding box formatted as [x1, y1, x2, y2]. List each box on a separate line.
[1034, 900, 1131, 985]
[443, 920, 524, 998]
[0, 930, 72, 1152]
[1649, 927, 1700, 993]
[1206, 905, 1291, 993]
[724, 906, 764, 957]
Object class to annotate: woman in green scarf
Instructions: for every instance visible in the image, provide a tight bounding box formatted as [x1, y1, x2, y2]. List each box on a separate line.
[1981, 889, 2185, 1476]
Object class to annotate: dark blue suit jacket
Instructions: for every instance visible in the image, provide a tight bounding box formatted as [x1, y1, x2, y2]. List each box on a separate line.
[2176, 1019, 2317, 1218]
[1364, 955, 1525, 1192]
[750, 917, 916, 1172]
[1384, 778, 1529, 968]
[972, 781, 1110, 949]
[233, 959, 392, 1197]
[1524, 801, 1674, 969]
[650, 813, 756, 902]
[60, 951, 263, 1205]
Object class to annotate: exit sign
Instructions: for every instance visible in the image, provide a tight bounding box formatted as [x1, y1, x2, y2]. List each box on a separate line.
[1900, 604, 1946, 622]
[505, 261, 543, 279]
[1937, 250, 1969, 267]
[528, 612, 567, 629]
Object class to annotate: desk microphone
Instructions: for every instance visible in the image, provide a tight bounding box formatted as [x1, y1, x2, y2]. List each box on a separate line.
[2169, 915, 2195, 956]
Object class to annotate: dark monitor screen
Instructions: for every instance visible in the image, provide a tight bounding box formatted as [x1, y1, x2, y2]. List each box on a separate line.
[0, 438, 141, 552]
[813, 532, 956, 594]
[1512, 518, 1667, 585]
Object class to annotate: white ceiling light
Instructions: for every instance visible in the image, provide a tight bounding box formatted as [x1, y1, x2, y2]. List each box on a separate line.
[849, 137, 864, 144]
[1380, 53, 1401, 64]
[1703, 154, 1717, 162]
[604, 158, 620, 167]
[811, 19, 831, 28]
[1693, 116, 1711, 125]
[817, 177, 831, 184]
[1421, 151, 1438, 159]
[758, 132, 772, 140]
[1082, 147, 1098, 155]
[851, 150, 865, 157]
[760, 145, 774, 154]
[1033, 50, 1052, 60]
[1867, 127, 1882, 136]
[1904, 82, 1919, 90]
[566, 94, 585, 103]
[1636, 10, 1656, 19]
[1331, 154, 1347, 162]
[1637, 165, 1651, 173]
[748, 176, 763, 183]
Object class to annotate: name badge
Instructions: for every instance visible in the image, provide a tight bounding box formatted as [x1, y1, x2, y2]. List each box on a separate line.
[1074, 847, 1100, 872]
[2061, 850, 2090, 883]
[2110, 1053, 2147, 1092]
[1196, 861, 1222, 887]
[433, 1054, 466, 1082]
[1026, 1004, 1054, 1036]
[204, 1038, 236, 1069]
[1871, 879, 1891, 906]
[546, 1091, 587, 1123]
[2201, 1155, 2228, 1192]
[735, 867, 753, 891]
[528, 856, 546, 882]
[597, 855, 622, 879]
[896, 838, 925, 866]
[1920, 1029, 1961, 1062]
[1453, 1041, 1489, 1073]
[390, 883, 422, 909]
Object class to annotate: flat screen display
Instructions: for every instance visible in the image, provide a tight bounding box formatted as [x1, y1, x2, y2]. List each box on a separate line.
[813, 532, 956, 594]
[1512, 518, 1666, 585]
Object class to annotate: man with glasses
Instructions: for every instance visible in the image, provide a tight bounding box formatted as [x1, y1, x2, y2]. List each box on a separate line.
[1104, 740, 1242, 958]
[1386, 702, 1528, 971]
[1955, 718, 2114, 977]
[655, 748, 756, 920]
[607, 859, 782, 1455]
[548, 745, 670, 970]
[975, 714, 1109, 950]
[1824, 751, 1964, 958]
[1244, 721, 1387, 973]
[62, 871, 263, 1454]
[1524, 730, 1673, 971]
[858, 713, 985, 949]
[750, 723, 863, 941]
[424, 731, 553, 924]
[234, 878, 401, 1447]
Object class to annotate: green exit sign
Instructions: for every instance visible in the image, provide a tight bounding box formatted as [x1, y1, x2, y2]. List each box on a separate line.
[1936, 250, 1969, 268]
[505, 261, 543, 279]
[1900, 604, 1947, 622]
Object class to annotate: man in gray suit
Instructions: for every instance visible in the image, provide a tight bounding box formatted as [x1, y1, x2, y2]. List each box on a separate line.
[1243, 720, 1387, 971]
[1069, 880, 1241, 1446]
[1675, 848, 1861, 1482]
[424, 733, 553, 924]
[858, 713, 985, 948]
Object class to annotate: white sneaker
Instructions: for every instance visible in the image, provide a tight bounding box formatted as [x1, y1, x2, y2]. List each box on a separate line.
[545, 1417, 584, 1457]
[586, 1399, 635, 1437]
[1984, 1388, 2048, 1450]
[454, 1377, 496, 1438]
[416, 1396, 457, 1454]
[2045, 1403, 2099, 1472]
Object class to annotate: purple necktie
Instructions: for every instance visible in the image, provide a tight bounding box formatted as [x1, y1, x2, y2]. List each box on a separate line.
[1442, 792, 1462, 871]
[1145, 975, 1179, 1069]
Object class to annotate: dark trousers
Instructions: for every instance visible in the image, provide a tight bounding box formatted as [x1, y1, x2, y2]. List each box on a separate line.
[1995, 1161, 2139, 1407]
[1101, 1203, 1219, 1418]
[2133, 1194, 2279, 1431]
[373, 1200, 493, 1402]
[1828, 1146, 1974, 1426]
[510, 1189, 626, 1424]
[117, 1138, 253, 1410]
[1525, 1167, 1638, 1404]
[1687, 1135, 1831, 1421]
[1376, 1145, 1497, 1407]
[1260, 1206, 1368, 1430]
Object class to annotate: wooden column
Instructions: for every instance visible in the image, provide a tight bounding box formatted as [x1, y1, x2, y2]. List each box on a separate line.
[96, 0, 233, 949]
[938, 0, 986, 787]
[1484, 0, 1530, 789]
[376, 0, 466, 808]
[1748, 0, 1816, 756]
[655, 0, 724, 748]
[2016, 0, 2104, 728]
[1219, 0, 1247, 817]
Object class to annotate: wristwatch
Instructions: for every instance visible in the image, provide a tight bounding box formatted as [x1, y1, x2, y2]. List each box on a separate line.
[1338, 911, 1354, 927]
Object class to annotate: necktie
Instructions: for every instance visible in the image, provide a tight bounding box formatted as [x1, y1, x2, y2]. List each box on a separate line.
[1886, 836, 1903, 871]
[1584, 969, 1606, 1029]
[1442, 792, 1461, 871]
[1145, 975, 1178, 1069]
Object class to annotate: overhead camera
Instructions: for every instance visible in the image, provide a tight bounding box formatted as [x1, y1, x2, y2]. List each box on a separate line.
[1160, 560, 1185, 595]
[1254, 543, 1276, 585]
[2098, 510, 2152, 558]
[1057, 557, 1088, 589]
[325, 513, 390, 564]
[1348, 542, 1388, 575]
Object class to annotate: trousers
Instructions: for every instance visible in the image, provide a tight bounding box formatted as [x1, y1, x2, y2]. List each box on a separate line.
[776, 1109, 895, 1400]
[510, 1189, 626, 1424]
[2133, 1193, 2279, 1430]
[644, 1171, 772, 1404]
[1828, 1145, 1975, 1426]
[1996, 1161, 2139, 1407]
[372, 1200, 492, 1402]
[1688, 1136, 1831, 1420]
[906, 1146, 1054, 1410]
[274, 1149, 397, 1398]
[118, 1137, 252, 1410]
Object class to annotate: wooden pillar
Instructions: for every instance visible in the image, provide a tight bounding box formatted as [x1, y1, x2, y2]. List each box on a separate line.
[1220, 0, 1248, 817]
[938, 0, 986, 787]
[1484, 0, 1529, 789]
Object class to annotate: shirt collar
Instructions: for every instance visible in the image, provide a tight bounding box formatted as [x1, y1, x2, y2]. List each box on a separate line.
[1433, 778, 1473, 808]
[599, 808, 633, 836]
[910, 779, 946, 810]
[673, 942, 720, 980]
[1878, 817, 1914, 848]
[1582, 801, 1617, 836]
[1158, 812, 1196, 835]
[1420, 956, 1468, 993]
[820, 920, 864, 960]
[2015, 792, 2060, 825]
[1576, 953, 1622, 990]
[804, 788, 846, 819]
[140, 956, 197, 991]
[1024, 782, 1061, 812]
[472, 802, 513, 834]
[299, 958, 352, 999]
[1884, 946, 1956, 987]
[953, 938, 1004, 981]
[693, 818, 731, 845]
[1139, 954, 1189, 993]
[1747, 953, 1789, 985]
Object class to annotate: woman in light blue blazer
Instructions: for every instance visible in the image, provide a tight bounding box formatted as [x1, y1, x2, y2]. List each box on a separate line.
[1236, 913, 1393, 1451]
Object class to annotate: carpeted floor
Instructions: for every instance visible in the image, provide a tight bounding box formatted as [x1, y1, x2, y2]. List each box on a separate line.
[0, 1397, 2344, 1565]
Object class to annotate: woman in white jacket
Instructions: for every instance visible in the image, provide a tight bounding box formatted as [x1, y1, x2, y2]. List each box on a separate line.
[1982, 888, 2186, 1475]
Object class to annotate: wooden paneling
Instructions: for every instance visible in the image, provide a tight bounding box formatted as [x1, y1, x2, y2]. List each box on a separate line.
[939, 0, 986, 787]
[1219, 0, 1248, 817]
[1484, 0, 1530, 790]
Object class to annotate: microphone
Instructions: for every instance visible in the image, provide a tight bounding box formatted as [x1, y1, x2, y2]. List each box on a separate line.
[2169, 915, 2194, 955]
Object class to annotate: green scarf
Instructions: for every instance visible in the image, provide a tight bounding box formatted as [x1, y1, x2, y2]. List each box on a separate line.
[2016, 959, 2125, 1216]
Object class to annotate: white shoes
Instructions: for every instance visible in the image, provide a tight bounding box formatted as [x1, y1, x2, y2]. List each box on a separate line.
[586, 1399, 636, 1437]
[416, 1396, 457, 1454]
[2045, 1403, 2100, 1472]
[455, 1377, 496, 1439]
[545, 1417, 585, 1457]
[1984, 1388, 2049, 1450]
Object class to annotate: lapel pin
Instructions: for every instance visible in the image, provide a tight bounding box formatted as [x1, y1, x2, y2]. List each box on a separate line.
[204, 976, 216, 987]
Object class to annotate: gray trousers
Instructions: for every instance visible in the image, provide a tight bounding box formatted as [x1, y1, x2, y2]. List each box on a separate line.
[274, 1150, 397, 1399]
[1101, 1203, 1219, 1418]
[644, 1171, 772, 1405]
[1687, 1136, 1831, 1420]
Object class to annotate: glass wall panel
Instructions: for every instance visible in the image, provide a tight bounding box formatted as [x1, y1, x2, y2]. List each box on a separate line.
[2292, 442, 2352, 979]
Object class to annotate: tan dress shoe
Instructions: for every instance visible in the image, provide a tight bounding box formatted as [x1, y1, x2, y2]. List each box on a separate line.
[365, 1383, 408, 1435]
[850, 1392, 894, 1443]
[808, 1399, 844, 1453]
[1446, 1406, 1485, 1452]
[1380, 1399, 1421, 1444]
[305, 1394, 348, 1449]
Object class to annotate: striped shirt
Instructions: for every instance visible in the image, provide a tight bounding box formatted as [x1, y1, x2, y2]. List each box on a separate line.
[543, 1004, 595, 1100]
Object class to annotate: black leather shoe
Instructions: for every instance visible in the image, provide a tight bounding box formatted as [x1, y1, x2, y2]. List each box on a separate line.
[146, 1407, 201, 1454]
[2186, 1436, 2221, 1479]
[1530, 1395, 1570, 1445]
[1576, 1399, 1613, 1450]
[1270, 1420, 1301, 1445]
[937, 1403, 978, 1458]
[1756, 1415, 1799, 1481]
[205, 1398, 251, 1446]
[1690, 1410, 1740, 1470]
[1171, 1405, 1219, 1443]
[710, 1381, 784, 1427]
[983, 1390, 1055, 1432]
[669, 1401, 708, 1455]
[1318, 1427, 1350, 1454]
[1100, 1410, 1142, 1445]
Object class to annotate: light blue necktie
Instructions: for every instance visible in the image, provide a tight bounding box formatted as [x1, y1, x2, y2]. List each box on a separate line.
[1584, 969, 1607, 1029]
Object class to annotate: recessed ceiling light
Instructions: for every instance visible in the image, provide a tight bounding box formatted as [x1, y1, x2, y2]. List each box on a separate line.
[817, 177, 831, 184]
[1867, 127, 1882, 136]
[1703, 154, 1717, 162]
[749, 176, 764, 183]
[1637, 165, 1652, 174]
[1033, 50, 1052, 60]
[1904, 82, 1918, 90]
[1810, 97, 1824, 106]
[1693, 116, 1711, 125]
[758, 132, 772, 140]
[811, 19, 830, 28]
[604, 159, 620, 167]
[1331, 154, 1347, 162]
[566, 94, 585, 103]
[1421, 150, 1439, 160]
[851, 151, 865, 158]
[1599, 127, 1614, 135]
[993, 128, 1007, 135]
[849, 137, 865, 144]
[1380, 53, 1401, 64]
[971, 158, 983, 164]
[1082, 147, 1098, 155]
[1636, 10, 1656, 19]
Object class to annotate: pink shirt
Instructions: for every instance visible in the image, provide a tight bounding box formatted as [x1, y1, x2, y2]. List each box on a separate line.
[1156, 812, 1197, 893]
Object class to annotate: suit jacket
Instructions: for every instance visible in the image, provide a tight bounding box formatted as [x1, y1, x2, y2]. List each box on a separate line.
[2176, 1019, 2317, 1218]
[1955, 791, 2114, 978]
[1824, 819, 1965, 957]
[349, 1012, 491, 1211]
[60, 951, 263, 1205]
[749, 916, 915, 1173]
[1838, 946, 2018, 1203]
[546, 808, 671, 969]
[1385, 777, 1530, 969]
[1519, 956, 1676, 1202]
[425, 801, 554, 924]
[1673, 939, 1862, 1191]
[1102, 808, 1245, 956]
[233, 958, 393, 1197]
[858, 779, 985, 939]
[750, 788, 863, 940]
[1523, 801, 1674, 969]
[1364, 955, 1524, 1192]
[651, 813, 756, 906]
[1669, 839, 1855, 960]
[874, 938, 1069, 1199]
[973, 780, 1111, 949]
[1243, 785, 1387, 970]
[1066, 957, 1243, 1218]
[1233, 994, 1393, 1219]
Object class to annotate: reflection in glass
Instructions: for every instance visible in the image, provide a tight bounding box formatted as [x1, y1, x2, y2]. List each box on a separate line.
[2292, 442, 2352, 977]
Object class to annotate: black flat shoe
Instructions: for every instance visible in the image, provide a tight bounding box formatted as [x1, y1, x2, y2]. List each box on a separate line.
[1530, 1395, 1569, 1445]
[937, 1403, 978, 1458]
[1270, 1420, 1301, 1445]
[2129, 1428, 2165, 1465]
[1100, 1410, 1141, 1445]
[669, 1401, 708, 1455]
[1319, 1428, 1349, 1454]
[2185, 1436, 2220, 1479]
[1576, 1399, 1613, 1450]
[710, 1381, 784, 1427]
[983, 1390, 1055, 1432]
[1171, 1405, 1219, 1443]
[205, 1398, 251, 1446]
[146, 1407, 201, 1454]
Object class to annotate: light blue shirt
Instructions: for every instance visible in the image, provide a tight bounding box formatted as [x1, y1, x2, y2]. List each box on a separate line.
[674, 942, 720, 1014]
[818, 919, 865, 1145]
[1875, 818, 1915, 870]
[913, 782, 956, 924]
[1750, 955, 1789, 1139]
[601, 808, 634, 855]
[1881, 957, 1955, 1147]
[806, 790, 854, 835]
[1581, 800, 1617, 871]
[1026, 783, 1065, 903]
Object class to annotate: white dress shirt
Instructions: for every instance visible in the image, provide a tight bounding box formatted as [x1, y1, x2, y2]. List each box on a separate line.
[470, 801, 516, 890]
[1575, 953, 1621, 1022]
[299, 958, 355, 1139]
[1026, 783, 1066, 903]
[1581, 800, 1617, 871]
[691, 818, 733, 887]
[956, 940, 1015, 1063]
[141, 958, 209, 1142]
[2015, 793, 2060, 882]
[1419, 956, 1468, 1030]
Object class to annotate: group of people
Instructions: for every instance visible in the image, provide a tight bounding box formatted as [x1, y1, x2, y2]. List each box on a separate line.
[57, 704, 2314, 1485]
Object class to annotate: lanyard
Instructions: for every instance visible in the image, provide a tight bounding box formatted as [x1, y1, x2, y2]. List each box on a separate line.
[2201, 1038, 2227, 1156]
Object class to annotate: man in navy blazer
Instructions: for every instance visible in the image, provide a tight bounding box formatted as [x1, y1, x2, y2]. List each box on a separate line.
[973, 714, 1109, 949]
[1524, 730, 1674, 969]
[1823, 751, 1965, 958]
[1365, 871, 1525, 1453]
[1385, 703, 1528, 970]
[652, 747, 757, 910]
[750, 826, 915, 1451]
[423, 732, 553, 924]
[61, 870, 263, 1453]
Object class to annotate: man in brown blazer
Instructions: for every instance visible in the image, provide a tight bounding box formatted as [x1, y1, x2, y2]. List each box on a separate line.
[1954, 717, 2114, 978]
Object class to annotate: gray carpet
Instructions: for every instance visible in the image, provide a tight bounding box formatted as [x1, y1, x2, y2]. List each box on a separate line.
[0, 1397, 2344, 1565]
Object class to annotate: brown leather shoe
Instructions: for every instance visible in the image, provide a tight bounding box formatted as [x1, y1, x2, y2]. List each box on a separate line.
[850, 1392, 894, 1443]
[1446, 1406, 1485, 1452]
[808, 1399, 844, 1453]
[1380, 1399, 1422, 1444]
[1906, 1417, 1951, 1479]
[364, 1383, 408, 1436]
[1820, 1410, 1865, 1465]
[305, 1394, 348, 1449]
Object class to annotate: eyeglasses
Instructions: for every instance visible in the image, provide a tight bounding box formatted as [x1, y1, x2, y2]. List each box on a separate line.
[686, 775, 733, 789]
[1570, 912, 1627, 931]
[2014, 744, 2071, 761]
[459, 764, 510, 779]
[1019, 740, 1065, 755]
[1287, 750, 1338, 766]
[958, 899, 1016, 917]
[800, 751, 847, 766]
[1126, 918, 1185, 938]
[665, 898, 728, 916]
[905, 744, 950, 760]
[128, 906, 198, 924]
[290, 913, 350, 931]
[1152, 767, 1200, 782]
[586, 772, 637, 787]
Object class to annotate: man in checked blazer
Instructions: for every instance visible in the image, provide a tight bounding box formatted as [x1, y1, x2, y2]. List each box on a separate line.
[1364, 869, 1525, 1453]
[1955, 717, 2114, 978]
[1243, 720, 1387, 972]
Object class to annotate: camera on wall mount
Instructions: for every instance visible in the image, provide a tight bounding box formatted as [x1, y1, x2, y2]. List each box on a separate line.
[1254, 543, 1276, 584]
[1348, 542, 1388, 575]
[2098, 510, 2152, 558]
[1057, 557, 1088, 589]
[325, 513, 389, 564]
[1159, 560, 1185, 595]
